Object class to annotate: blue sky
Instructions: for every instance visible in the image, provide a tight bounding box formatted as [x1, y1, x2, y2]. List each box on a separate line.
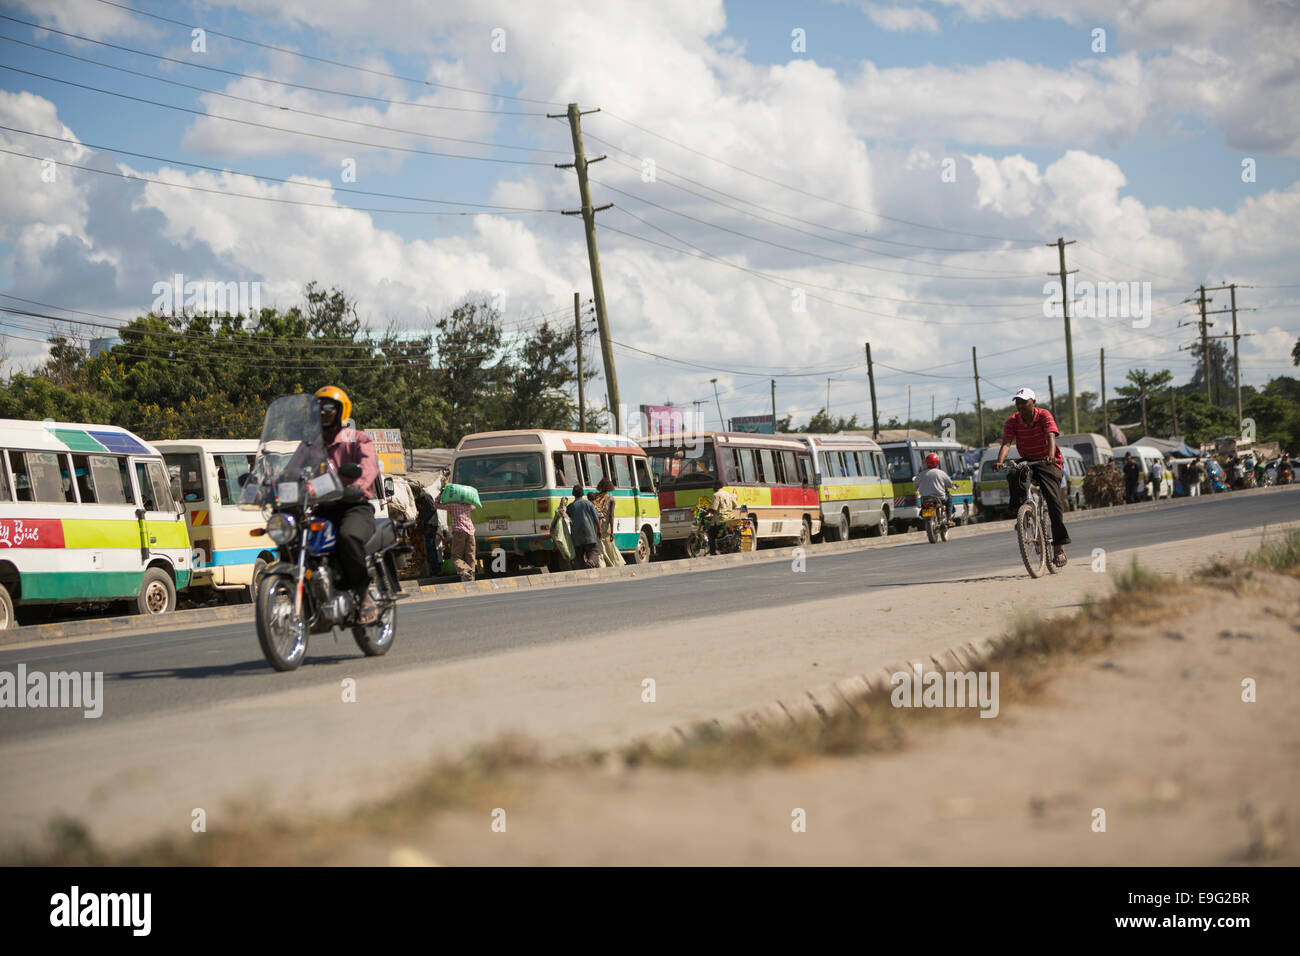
[1, 0, 1297, 428]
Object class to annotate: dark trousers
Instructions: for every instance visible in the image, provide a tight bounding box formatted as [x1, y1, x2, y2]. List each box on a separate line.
[577, 542, 599, 568]
[1008, 461, 1070, 546]
[707, 524, 720, 555]
[320, 502, 375, 593]
[1125, 480, 1139, 504]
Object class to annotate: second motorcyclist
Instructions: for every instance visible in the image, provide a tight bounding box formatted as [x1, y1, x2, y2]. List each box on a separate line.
[707, 478, 739, 555]
[914, 452, 956, 528]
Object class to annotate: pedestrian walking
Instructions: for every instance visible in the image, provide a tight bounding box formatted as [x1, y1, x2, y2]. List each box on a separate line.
[592, 478, 620, 566]
[435, 484, 478, 581]
[566, 484, 601, 568]
[1123, 453, 1140, 504]
[1147, 457, 1163, 500]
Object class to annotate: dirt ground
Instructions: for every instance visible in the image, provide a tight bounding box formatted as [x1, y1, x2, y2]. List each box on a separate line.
[338, 569, 1299, 866]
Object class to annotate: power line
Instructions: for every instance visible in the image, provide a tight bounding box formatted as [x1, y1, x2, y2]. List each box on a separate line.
[0, 33, 571, 157]
[0, 13, 546, 116]
[1, 125, 560, 213]
[86, 0, 566, 107]
[0, 65, 555, 167]
[0, 146, 547, 217]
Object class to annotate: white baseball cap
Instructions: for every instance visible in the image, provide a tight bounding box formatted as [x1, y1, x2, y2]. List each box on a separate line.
[1013, 387, 1036, 402]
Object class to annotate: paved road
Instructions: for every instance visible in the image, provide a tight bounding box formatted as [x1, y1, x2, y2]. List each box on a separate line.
[2, 487, 1296, 740]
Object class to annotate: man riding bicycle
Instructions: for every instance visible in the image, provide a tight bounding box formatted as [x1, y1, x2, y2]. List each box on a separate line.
[994, 387, 1071, 567]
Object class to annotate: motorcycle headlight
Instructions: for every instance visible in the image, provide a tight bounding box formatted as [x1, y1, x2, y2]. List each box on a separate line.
[267, 513, 297, 545]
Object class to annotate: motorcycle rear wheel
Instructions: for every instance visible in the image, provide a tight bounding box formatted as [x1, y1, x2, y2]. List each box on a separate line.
[353, 592, 396, 656]
[925, 516, 937, 544]
[256, 575, 307, 671]
[1016, 503, 1046, 578]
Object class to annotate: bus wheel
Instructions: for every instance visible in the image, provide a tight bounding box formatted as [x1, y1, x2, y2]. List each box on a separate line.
[135, 568, 177, 616]
[866, 509, 888, 537]
[825, 510, 848, 542]
[243, 557, 270, 604]
[633, 529, 652, 564]
[0, 583, 14, 631]
[799, 517, 813, 549]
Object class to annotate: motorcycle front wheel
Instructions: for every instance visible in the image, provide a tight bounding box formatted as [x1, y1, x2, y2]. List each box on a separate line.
[686, 530, 708, 559]
[256, 575, 307, 671]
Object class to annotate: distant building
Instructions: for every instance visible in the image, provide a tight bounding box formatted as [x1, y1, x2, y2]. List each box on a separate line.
[88, 337, 121, 357]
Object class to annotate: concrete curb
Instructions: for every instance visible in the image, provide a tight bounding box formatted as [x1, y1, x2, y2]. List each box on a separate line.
[4, 484, 1294, 647]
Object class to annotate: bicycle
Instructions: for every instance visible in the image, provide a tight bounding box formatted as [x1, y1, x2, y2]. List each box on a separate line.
[1005, 459, 1058, 579]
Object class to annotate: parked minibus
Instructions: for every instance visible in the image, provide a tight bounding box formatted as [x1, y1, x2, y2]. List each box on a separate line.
[974, 445, 1086, 519]
[1058, 433, 1114, 469]
[157, 439, 276, 600]
[1112, 444, 1174, 500]
[451, 430, 661, 567]
[795, 434, 892, 540]
[879, 438, 974, 532]
[646, 431, 820, 553]
[0, 419, 192, 628]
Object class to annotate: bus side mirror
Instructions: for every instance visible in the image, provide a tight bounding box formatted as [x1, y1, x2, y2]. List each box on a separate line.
[384, 476, 395, 497]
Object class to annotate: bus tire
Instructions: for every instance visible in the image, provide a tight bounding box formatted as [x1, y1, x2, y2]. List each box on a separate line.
[633, 528, 652, 564]
[824, 510, 848, 542]
[135, 567, 177, 616]
[0, 583, 14, 631]
[799, 517, 813, 549]
[866, 508, 888, 537]
[243, 556, 270, 604]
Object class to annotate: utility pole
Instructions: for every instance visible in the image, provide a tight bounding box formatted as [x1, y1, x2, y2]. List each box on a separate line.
[770, 379, 776, 432]
[827, 378, 832, 417]
[972, 346, 985, 447]
[1198, 284, 1211, 405]
[711, 378, 724, 429]
[1048, 237, 1079, 433]
[691, 399, 706, 431]
[930, 393, 935, 423]
[1048, 375, 1056, 419]
[907, 385, 912, 429]
[1100, 348, 1108, 440]
[1183, 284, 1255, 419]
[1140, 380, 1148, 437]
[573, 292, 586, 432]
[865, 343, 880, 440]
[1170, 389, 1178, 436]
[551, 103, 619, 417]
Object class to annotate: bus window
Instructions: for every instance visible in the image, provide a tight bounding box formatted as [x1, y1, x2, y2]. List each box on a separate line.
[634, 458, 655, 493]
[217, 454, 254, 506]
[90, 455, 130, 505]
[166, 452, 205, 502]
[757, 449, 775, 484]
[884, 448, 913, 482]
[71, 454, 97, 503]
[780, 451, 797, 484]
[553, 452, 580, 489]
[732, 448, 756, 484]
[859, 451, 877, 477]
[819, 452, 834, 477]
[0, 453, 10, 501]
[874, 452, 886, 477]
[796, 454, 812, 486]
[135, 460, 176, 511]
[843, 452, 861, 478]
[771, 451, 787, 484]
[583, 453, 609, 488]
[21, 451, 71, 502]
[613, 454, 633, 489]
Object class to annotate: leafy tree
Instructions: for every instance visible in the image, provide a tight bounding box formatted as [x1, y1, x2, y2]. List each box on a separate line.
[1114, 369, 1173, 436]
[801, 409, 861, 433]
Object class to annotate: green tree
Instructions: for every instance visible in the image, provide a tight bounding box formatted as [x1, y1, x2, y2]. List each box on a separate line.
[1114, 369, 1173, 436]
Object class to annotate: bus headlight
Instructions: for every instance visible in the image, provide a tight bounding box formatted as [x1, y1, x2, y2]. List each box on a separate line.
[266, 513, 296, 545]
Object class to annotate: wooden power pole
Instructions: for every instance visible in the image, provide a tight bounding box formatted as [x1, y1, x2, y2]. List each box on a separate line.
[551, 103, 620, 417]
[1048, 237, 1079, 432]
[573, 292, 586, 432]
[1100, 347, 1108, 440]
[972, 346, 985, 447]
[866, 342, 880, 439]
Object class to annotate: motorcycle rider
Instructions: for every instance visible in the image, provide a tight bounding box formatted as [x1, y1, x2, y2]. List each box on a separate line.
[708, 478, 739, 555]
[914, 452, 955, 528]
[315, 386, 381, 624]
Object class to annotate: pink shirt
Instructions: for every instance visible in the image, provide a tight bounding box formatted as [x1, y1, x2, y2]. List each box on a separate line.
[436, 498, 476, 536]
[325, 426, 380, 497]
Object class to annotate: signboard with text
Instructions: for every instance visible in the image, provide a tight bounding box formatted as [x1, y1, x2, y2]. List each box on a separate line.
[363, 428, 406, 474]
[730, 415, 775, 434]
[641, 405, 689, 438]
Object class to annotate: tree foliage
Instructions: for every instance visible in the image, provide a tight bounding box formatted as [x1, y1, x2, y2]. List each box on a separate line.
[0, 284, 593, 448]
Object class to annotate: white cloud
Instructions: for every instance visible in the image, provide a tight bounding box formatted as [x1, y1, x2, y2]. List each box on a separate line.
[864, 5, 942, 32]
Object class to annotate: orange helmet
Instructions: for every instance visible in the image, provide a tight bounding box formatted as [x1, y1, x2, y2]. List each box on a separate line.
[315, 385, 351, 423]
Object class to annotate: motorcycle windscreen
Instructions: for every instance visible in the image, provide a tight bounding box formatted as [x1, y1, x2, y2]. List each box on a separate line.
[239, 394, 341, 509]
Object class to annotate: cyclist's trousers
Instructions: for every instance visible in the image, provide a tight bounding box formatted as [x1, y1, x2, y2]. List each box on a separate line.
[1007, 461, 1071, 545]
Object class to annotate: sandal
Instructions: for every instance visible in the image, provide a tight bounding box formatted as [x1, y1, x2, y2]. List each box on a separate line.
[1054, 549, 1068, 568]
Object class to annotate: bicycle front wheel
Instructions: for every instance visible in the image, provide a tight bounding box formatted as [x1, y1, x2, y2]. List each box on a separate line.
[1016, 503, 1046, 578]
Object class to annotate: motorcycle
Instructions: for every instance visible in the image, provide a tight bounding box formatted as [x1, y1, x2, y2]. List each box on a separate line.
[239, 394, 410, 671]
[685, 499, 747, 558]
[920, 494, 950, 544]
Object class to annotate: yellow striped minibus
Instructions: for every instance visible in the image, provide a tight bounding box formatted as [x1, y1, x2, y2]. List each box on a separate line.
[646, 431, 820, 554]
[0, 418, 192, 628]
[796, 434, 893, 540]
[451, 430, 661, 568]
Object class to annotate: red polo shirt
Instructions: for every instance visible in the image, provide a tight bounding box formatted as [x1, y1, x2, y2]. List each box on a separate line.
[1002, 407, 1063, 466]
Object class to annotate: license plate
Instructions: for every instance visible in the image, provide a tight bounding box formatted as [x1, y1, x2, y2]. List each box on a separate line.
[921, 507, 936, 517]
[488, 518, 508, 531]
[666, 509, 691, 522]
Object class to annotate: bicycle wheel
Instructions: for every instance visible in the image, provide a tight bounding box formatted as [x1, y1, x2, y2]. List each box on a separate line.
[1015, 503, 1046, 578]
[1043, 508, 1059, 575]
